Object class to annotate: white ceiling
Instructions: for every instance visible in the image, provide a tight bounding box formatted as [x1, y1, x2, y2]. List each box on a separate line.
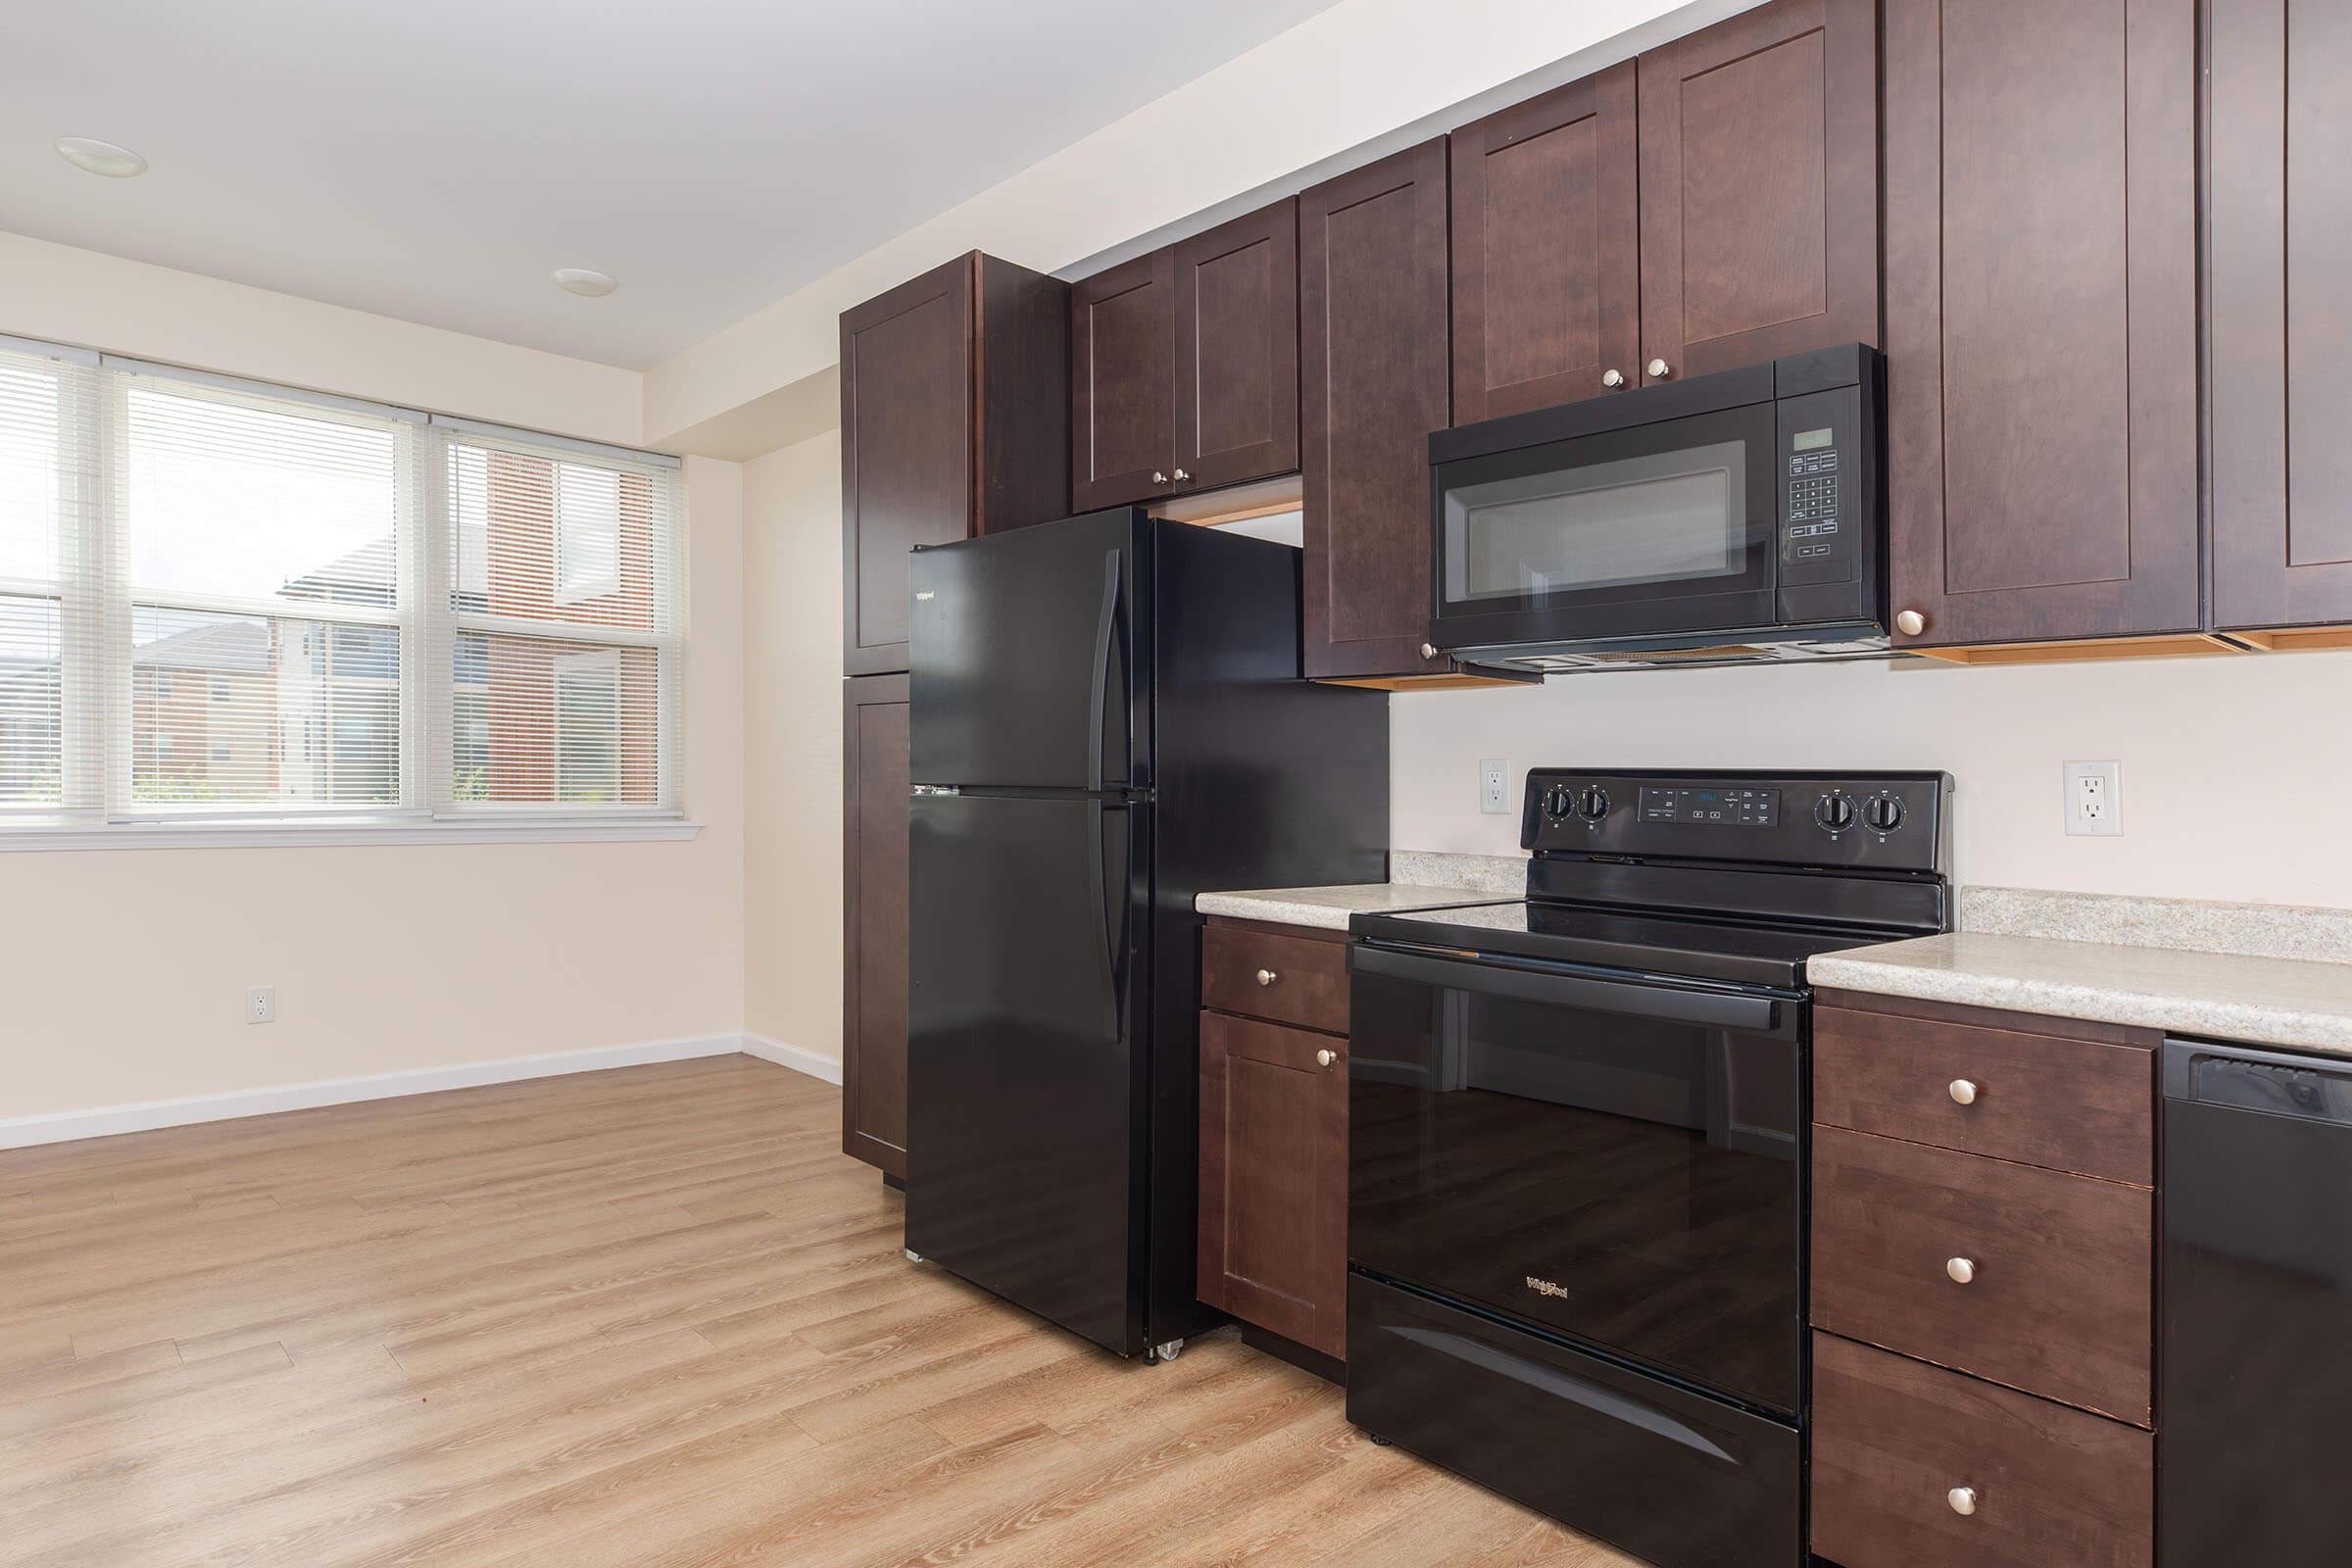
[0, 0, 1342, 369]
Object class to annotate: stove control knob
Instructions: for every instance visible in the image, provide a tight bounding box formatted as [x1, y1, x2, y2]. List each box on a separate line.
[1815, 792, 1857, 832]
[1864, 792, 1906, 832]
[1578, 785, 1612, 822]
[1543, 783, 1575, 820]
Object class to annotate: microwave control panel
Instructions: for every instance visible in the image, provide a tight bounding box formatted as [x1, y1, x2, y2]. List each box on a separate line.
[1777, 384, 1865, 591]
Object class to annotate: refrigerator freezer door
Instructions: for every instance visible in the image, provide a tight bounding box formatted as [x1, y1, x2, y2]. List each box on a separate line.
[906, 791, 1152, 1354]
[908, 509, 1149, 791]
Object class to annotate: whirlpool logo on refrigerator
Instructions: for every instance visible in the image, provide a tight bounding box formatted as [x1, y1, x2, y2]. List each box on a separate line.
[1524, 1276, 1572, 1300]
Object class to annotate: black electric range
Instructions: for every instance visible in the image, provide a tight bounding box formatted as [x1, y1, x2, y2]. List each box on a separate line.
[1345, 769, 1952, 1568]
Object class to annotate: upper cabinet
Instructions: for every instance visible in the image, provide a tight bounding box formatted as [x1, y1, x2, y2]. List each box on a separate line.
[840, 252, 1068, 676]
[1449, 65, 1639, 421]
[2211, 0, 2352, 639]
[1884, 0, 2200, 651]
[1636, 0, 1880, 386]
[1071, 198, 1300, 511]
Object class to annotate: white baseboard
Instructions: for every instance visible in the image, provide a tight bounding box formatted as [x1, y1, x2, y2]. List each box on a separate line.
[739, 1034, 844, 1086]
[0, 1033, 749, 1152]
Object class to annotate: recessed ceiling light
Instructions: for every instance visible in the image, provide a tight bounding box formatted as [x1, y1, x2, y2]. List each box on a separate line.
[553, 269, 618, 298]
[53, 136, 148, 178]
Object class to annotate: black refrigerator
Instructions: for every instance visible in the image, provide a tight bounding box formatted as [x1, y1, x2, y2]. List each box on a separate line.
[905, 507, 1388, 1358]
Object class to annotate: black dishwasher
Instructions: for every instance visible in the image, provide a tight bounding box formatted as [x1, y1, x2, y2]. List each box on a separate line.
[2163, 1038, 2352, 1566]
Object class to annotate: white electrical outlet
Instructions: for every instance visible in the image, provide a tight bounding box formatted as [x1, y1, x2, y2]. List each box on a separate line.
[2064, 761, 2124, 837]
[1479, 760, 1512, 815]
[246, 986, 276, 1025]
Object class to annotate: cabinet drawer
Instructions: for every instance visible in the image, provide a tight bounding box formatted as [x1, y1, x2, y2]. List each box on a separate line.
[1811, 1126, 2153, 1424]
[1201, 922, 1349, 1034]
[1814, 1004, 2155, 1184]
[1812, 1333, 2153, 1568]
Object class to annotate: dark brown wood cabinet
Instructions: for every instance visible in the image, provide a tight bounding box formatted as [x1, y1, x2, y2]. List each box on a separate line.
[1810, 991, 2162, 1566]
[840, 252, 1067, 676]
[842, 673, 910, 1179]
[1197, 916, 1349, 1365]
[1883, 0, 2200, 651]
[1071, 199, 1299, 511]
[1300, 139, 1519, 687]
[1636, 0, 1879, 386]
[2212, 0, 2352, 638]
[1448, 65, 1639, 421]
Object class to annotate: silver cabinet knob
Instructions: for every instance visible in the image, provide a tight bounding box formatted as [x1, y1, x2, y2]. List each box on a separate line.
[1895, 609, 1928, 637]
[1601, 368, 1626, 389]
[1254, 968, 1278, 987]
[1646, 358, 1673, 379]
[1172, 467, 1191, 482]
[1949, 1079, 1980, 1106]
[1152, 470, 1169, 485]
[1948, 1486, 1978, 1517]
[1419, 642, 1439, 661]
[1946, 1256, 1977, 1285]
[1316, 1048, 1338, 1069]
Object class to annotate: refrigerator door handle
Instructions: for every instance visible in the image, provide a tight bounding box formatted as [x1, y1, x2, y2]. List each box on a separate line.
[1086, 549, 1123, 792]
[1089, 799, 1129, 1036]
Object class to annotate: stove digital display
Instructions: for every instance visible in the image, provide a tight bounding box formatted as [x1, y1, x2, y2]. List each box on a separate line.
[1640, 786, 1780, 827]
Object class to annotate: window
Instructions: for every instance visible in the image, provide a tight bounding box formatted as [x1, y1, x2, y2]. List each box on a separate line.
[0, 338, 685, 841]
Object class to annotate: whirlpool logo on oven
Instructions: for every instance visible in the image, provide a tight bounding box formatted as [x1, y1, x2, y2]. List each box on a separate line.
[1524, 1276, 1572, 1300]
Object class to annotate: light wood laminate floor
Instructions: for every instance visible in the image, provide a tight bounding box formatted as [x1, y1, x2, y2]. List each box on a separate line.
[0, 1056, 1640, 1566]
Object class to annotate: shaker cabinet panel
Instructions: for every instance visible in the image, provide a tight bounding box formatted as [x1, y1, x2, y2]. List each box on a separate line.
[841, 253, 1067, 676]
[1299, 138, 1457, 681]
[1449, 64, 1640, 422]
[1071, 249, 1177, 512]
[1198, 1008, 1348, 1360]
[1636, 0, 1879, 385]
[1174, 199, 1299, 493]
[843, 674, 911, 1179]
[2212, 0, 2352, 632]
[1884, 0, 2198, 648]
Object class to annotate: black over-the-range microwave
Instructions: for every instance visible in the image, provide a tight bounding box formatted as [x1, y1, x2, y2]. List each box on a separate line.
[1428, 344, 1886, 673]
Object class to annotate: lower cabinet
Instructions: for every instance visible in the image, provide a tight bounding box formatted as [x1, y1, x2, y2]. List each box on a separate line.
[842, 674, 910, 1180]
[1810, 991, 2160, 1566]
[1196, 917, 1349, 1364]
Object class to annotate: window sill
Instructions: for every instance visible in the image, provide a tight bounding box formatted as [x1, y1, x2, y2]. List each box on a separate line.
[0, 818, 706, 853]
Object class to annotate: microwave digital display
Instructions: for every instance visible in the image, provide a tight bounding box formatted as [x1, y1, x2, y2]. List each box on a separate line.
[1791, 427, 1835, 451]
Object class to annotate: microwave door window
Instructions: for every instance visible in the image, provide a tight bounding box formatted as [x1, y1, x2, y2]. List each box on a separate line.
[1444, 441, 1748, 605]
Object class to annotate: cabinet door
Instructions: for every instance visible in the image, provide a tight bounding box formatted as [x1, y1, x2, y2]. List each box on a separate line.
[841, 257, 974, 677]
[1071, 248, 1176, 511]
[1885, 0, 2198, 648]
[1173, 199, 1299, 492]
[843, 674, 910, 1180]
[2213, 0, 2352, 632]
[1299, 138, 1454, 681]
[1198, 1009, 1347, 1359]
[1637, 0, 1879, 386]
[1449, 63, 1640, 422]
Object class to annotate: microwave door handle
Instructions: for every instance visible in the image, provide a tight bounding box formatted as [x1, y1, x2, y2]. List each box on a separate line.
[1350, 943, 1781, 1033]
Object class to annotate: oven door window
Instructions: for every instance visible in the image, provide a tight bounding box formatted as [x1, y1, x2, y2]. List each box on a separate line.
[1350, 952, 1803, 1415]
[1434, 404, 1777, 628]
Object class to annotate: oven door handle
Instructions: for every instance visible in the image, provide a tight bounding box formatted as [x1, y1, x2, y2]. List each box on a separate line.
[1350, 943, 1782, 1032]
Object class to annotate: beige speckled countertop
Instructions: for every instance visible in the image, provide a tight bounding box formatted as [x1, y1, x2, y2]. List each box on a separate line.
[1812, 889, 2352, 1056]
[1196, 851, 1525, 932]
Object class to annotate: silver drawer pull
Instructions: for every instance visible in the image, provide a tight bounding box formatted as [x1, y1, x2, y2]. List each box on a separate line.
[1948, 1486, 1978, 1517]
[1948, 1078, 1980, 1106]
[1254, 968, 1278, 987]
[1946, 1256, 1977, 1286]
[1316, 1049, 1338, 1069]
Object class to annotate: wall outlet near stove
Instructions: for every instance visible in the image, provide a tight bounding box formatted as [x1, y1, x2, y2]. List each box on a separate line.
[1479, 760, 1512, 815]
[2064, 760, 2123, 837]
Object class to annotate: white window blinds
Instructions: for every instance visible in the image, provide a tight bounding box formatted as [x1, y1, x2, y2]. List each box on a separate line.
[0, 338, 685, 836]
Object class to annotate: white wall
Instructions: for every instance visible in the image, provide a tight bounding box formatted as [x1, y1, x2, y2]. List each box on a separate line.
[1392, 650, 2352, 907]
[743, 433, 847, 1060]
[0, 249, 745, 1124]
